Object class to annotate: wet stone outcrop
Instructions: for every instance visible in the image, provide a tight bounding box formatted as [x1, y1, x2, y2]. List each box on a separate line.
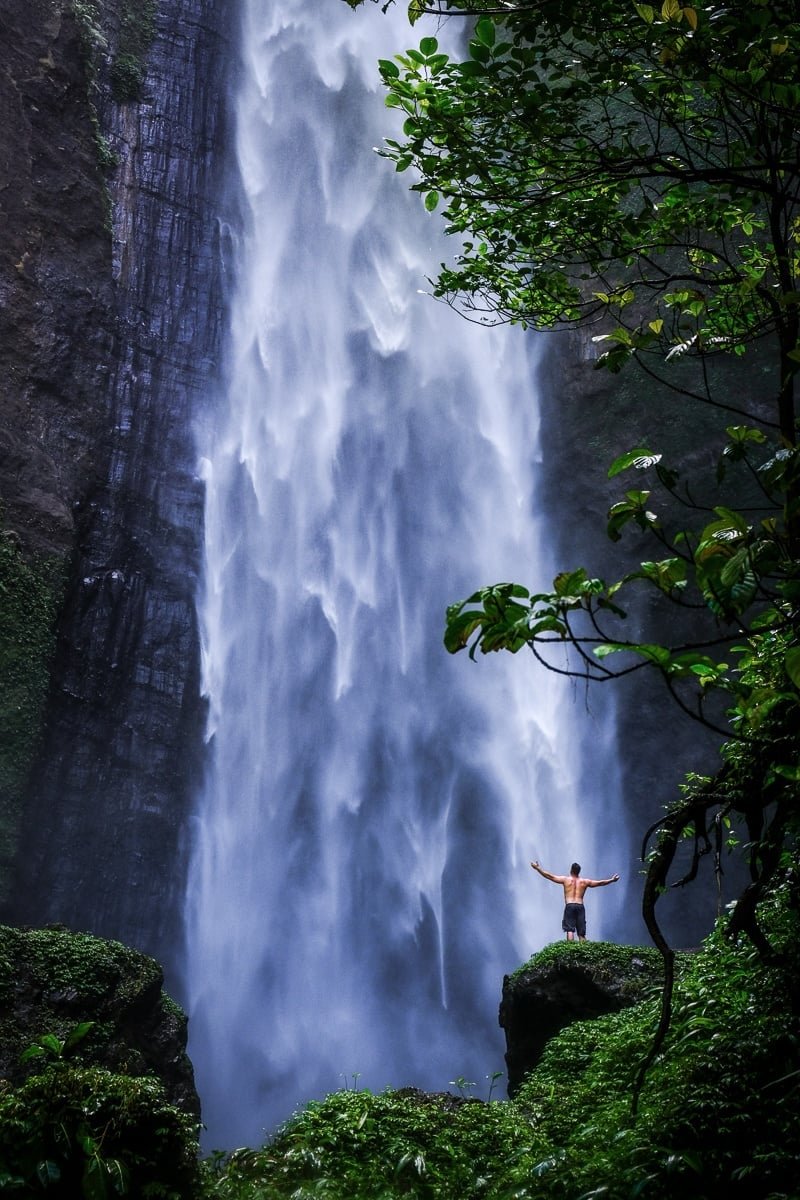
[499, 943, 665, 1096]
[0, 924, 199, 1118]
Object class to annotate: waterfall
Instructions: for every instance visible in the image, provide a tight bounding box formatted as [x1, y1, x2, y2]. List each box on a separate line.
[184, 0, 624, 1148]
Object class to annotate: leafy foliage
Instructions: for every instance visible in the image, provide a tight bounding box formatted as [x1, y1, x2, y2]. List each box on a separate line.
[512, 877, 800, 1200]
[202, 885, 799, 1199]
[201, 1088, 540, 1199]
[0, 1064, 200, 1199]
[377, 1, 800, 436]
[372, 0, 800, 964]
[443, 428, 800, 725]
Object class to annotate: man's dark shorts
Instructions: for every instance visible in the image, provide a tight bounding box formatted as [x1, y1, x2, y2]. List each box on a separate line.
[562, 902, 586, 938]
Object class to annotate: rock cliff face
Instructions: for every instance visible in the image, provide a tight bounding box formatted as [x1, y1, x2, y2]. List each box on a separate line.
[0, 0, 116, 557]
[0, 0, 235, 972]
[0, 923, 199, 1117]
[499, 943, 665, 1096]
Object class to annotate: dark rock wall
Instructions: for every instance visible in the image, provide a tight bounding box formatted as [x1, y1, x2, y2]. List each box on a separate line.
[0, 0, 115, 554]
[1, 0, 235, 975]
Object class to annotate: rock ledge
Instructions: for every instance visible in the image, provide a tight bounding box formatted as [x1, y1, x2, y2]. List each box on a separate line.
[499, 942, 665, 1096]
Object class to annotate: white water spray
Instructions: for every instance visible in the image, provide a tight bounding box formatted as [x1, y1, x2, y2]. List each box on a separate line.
[185, 0, 623, 1148]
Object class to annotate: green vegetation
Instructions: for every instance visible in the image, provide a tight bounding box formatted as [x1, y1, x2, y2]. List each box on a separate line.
[378, 3, 799, 418]
[508, 939, 666, 995]
[1, 912, 795, 1199]
[372, 0, 800, 987]
[69, 0, 156, 187]
[2, 2, 796, 1195]
[0, 928, 201, 1197]
[1, 912, 794, 1198]
[0, 925, 161, 1009]
[198, 884, 799, 1198]
[378, 0, 800, 711]
[0, 535, 65, 905]
[202, 1089, 535, 1199]
[71, 0, 157, 101]
[110, 0, 158, 102]
[0, 926, 192, 1096]
[0, 1065, 200, 1198]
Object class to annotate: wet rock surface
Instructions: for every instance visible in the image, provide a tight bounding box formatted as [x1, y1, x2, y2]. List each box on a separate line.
[0, 0, 116, 556]
[1, 0, 236, 976]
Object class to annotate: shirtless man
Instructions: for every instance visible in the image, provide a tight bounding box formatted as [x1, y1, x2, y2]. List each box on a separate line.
[530, 861, 620, 942]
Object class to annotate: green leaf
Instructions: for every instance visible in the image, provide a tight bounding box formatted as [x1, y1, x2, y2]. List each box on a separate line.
[771, 763, 800, 781]
[444, 610, 486, 653]
[593, 643, 626, 658]
[82, 1157, 110, 1200]
[785, 647, 800, 689]
[553, 568, 589, 596]
[626, 558, 687, 593]
[474, 17, 496, 47]
[595, 642, 671, 666]
[424, 190, 440, 212]
[607, 491, 657, 541]
[608, 448, 662, 478]
[20, 1044, 46, 1062]
[64, 1020, 95, 1052]
[529, 616, 567, 636]
[37, 1033, 64, 1055]
[36, 1161, 61, 1187]
[725, 425, 767, 445]
[469, 41, 491, 64]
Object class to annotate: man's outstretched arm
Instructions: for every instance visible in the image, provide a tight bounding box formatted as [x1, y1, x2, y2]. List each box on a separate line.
[585, 873, 621, 887]
[530, 861, 566, 884]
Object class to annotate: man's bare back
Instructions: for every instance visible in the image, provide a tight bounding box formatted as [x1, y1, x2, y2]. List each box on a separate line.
[562, 873, 590, 903]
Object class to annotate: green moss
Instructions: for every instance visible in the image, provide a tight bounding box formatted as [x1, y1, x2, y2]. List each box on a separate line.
[508, 883, 800, 1198]
[110, 0, 157, 102]
[109, 50, 145, 100]
[7, 926, 160, 1004]
[0, 924, 199, 1133]
[509, 939, 666, 992]
[0, 533, 66, 903]
[0, 927, 162, 1072]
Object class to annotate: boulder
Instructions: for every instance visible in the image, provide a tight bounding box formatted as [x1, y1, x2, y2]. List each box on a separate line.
[0, 924, 199, 1118]
[499, 942, 665, 1096]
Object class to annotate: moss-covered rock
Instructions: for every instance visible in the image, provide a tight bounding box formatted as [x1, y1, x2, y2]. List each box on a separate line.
[500, 941, 672, 1095]
[508, 884, 800, 1199]
[0, 925, 199, 1118]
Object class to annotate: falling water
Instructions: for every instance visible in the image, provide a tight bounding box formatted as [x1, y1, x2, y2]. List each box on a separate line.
[185, 0, 624, 1148]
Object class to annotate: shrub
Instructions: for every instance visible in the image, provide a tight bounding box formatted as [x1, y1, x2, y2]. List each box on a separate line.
[0, 1064, 200, 1198]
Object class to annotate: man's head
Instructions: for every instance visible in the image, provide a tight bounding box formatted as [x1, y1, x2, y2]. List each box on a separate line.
[570, 863, 581, 877]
